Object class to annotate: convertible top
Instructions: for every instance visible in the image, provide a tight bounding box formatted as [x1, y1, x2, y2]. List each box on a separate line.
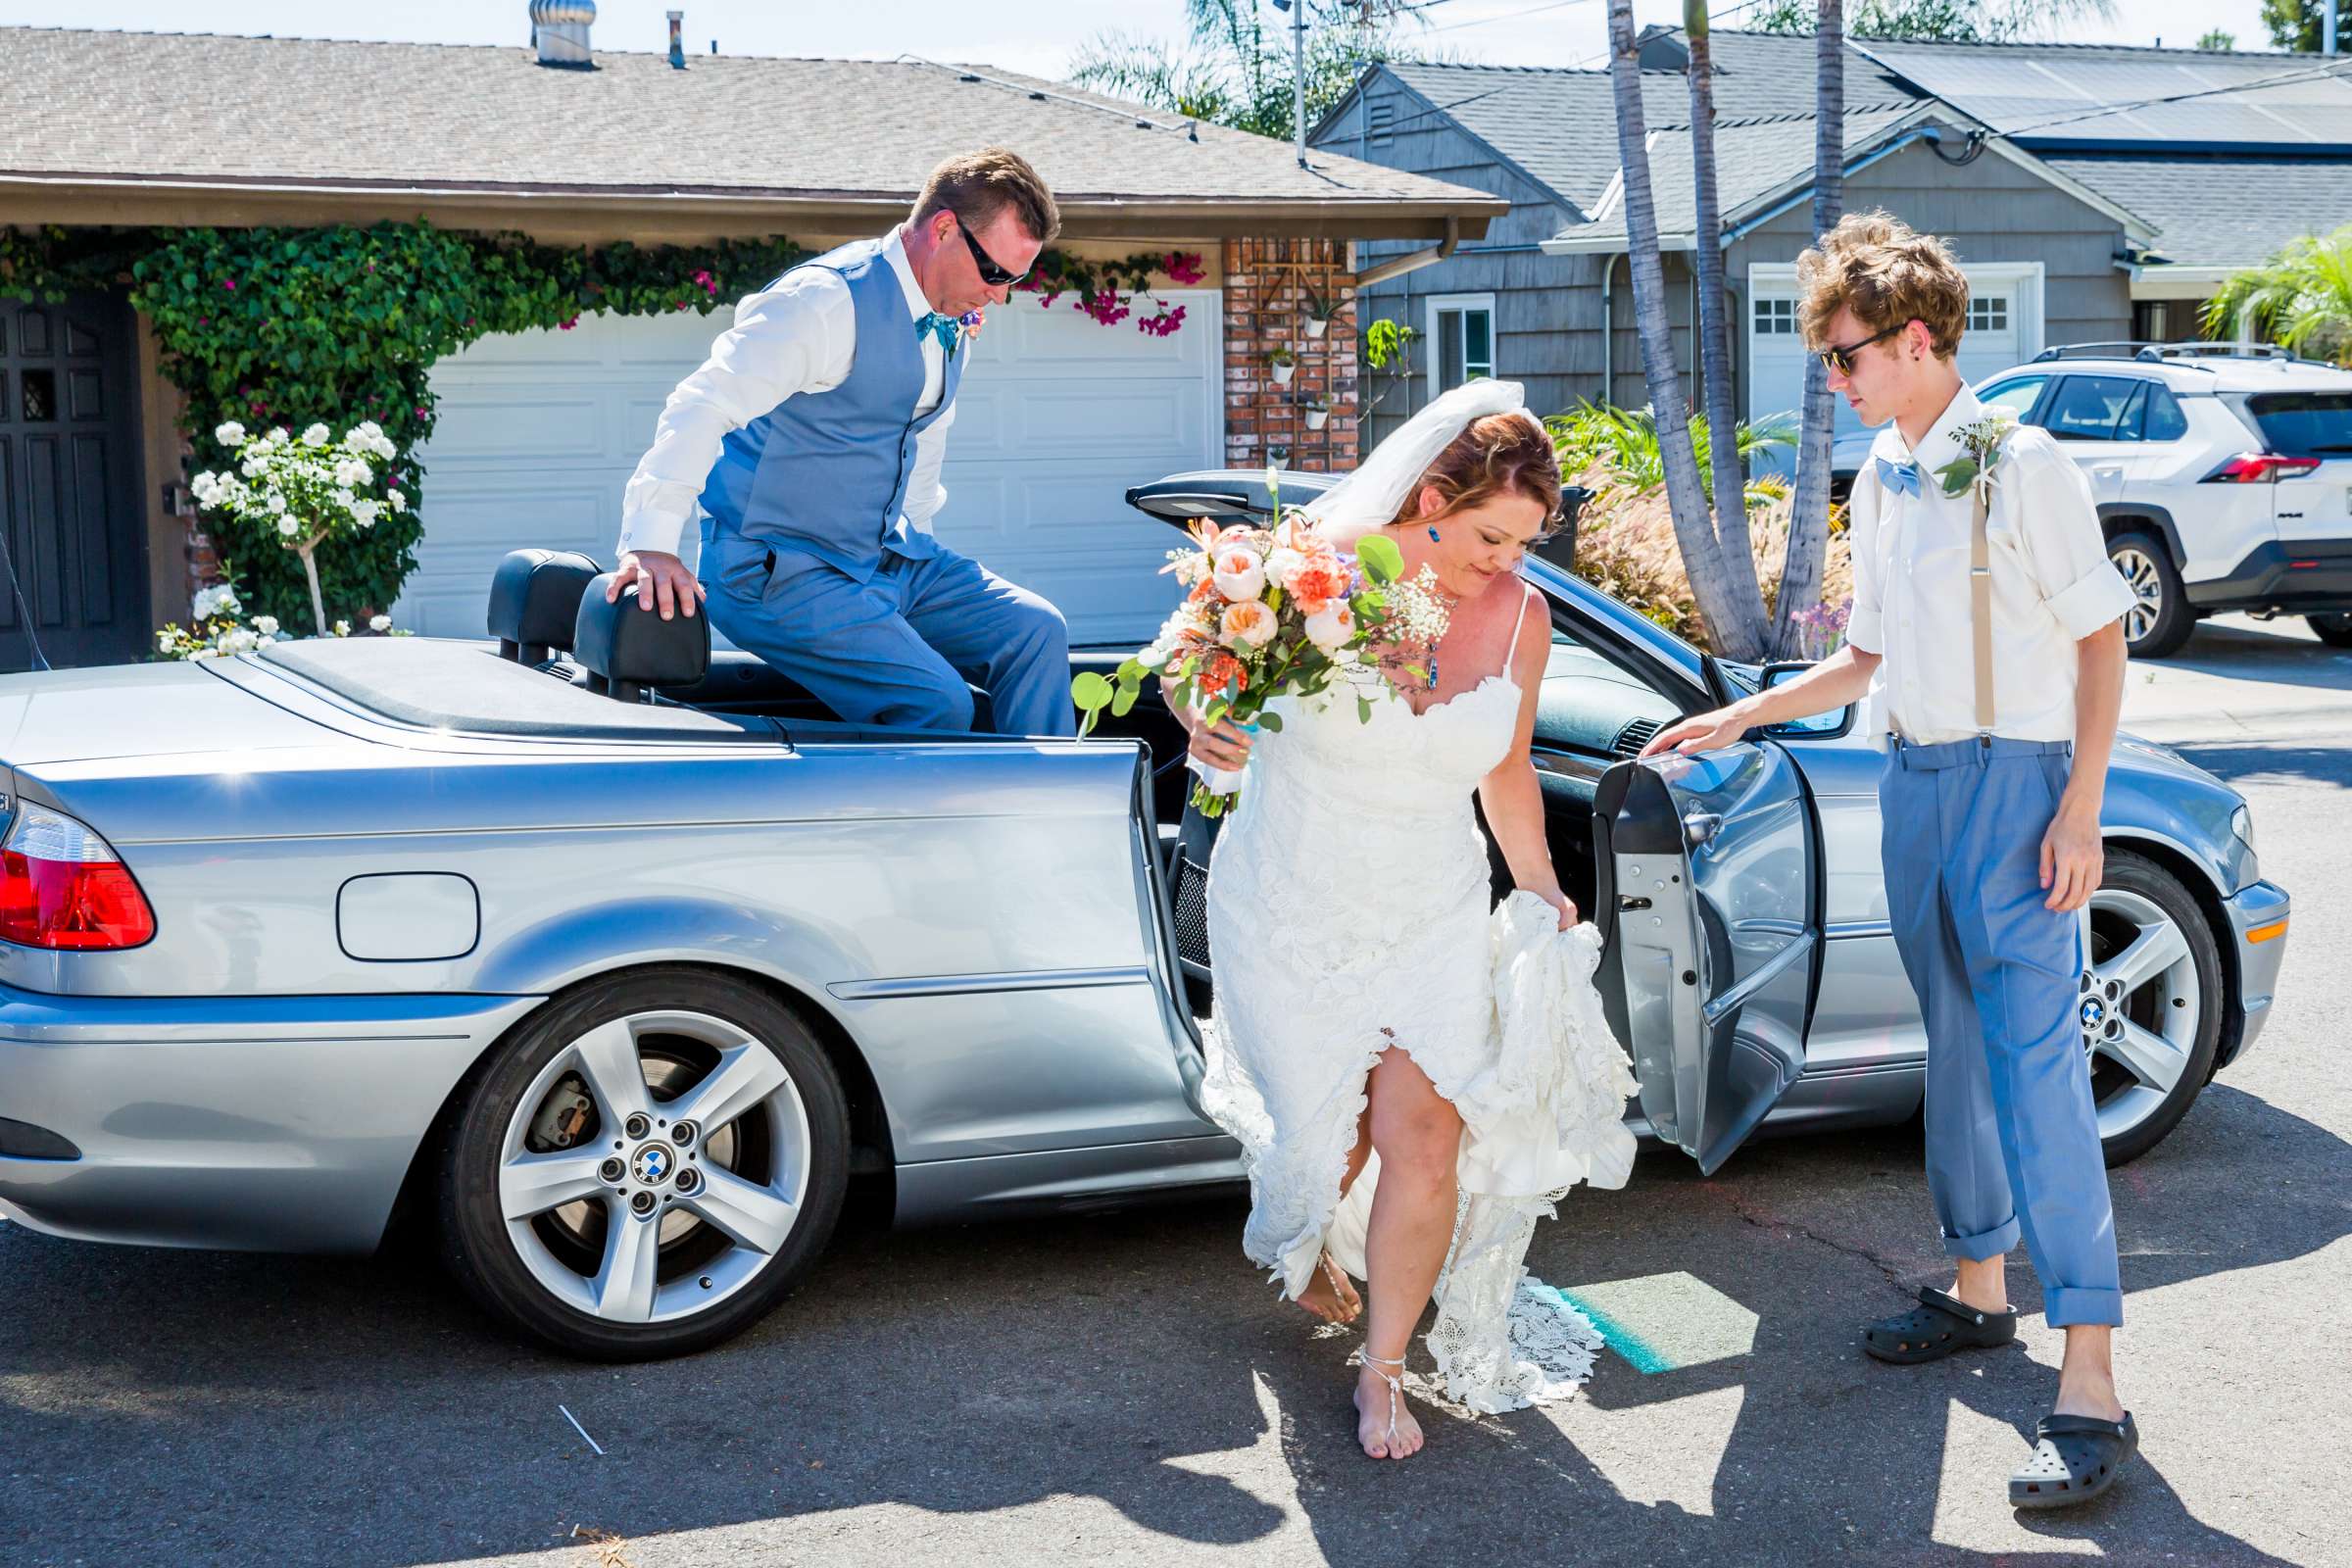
[254, 637, 781, 742]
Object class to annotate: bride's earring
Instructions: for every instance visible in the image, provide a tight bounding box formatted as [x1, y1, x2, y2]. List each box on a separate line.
[1427, 525, 1441, 542]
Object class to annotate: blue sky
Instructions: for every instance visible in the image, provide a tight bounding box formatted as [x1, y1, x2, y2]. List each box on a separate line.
[0, 0, 2287, 80]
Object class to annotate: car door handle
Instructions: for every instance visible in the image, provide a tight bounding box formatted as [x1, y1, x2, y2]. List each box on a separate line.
[1684, 809, 1723, 848]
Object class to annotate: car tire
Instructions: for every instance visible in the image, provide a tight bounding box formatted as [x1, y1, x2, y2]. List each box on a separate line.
[2108, 531, 2195, 659]
[2089, 850, 2224, 1167]
[437, 966, 850, 1360]
[2307, 612, 2352, 648]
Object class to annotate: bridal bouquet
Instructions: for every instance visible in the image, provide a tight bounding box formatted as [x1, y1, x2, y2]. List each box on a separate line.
[1072, 468, 1453, 817]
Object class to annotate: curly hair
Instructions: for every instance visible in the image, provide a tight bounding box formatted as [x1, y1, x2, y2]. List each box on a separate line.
[1397, 411, 1568, 540]
[1796, 210, 1970, 361]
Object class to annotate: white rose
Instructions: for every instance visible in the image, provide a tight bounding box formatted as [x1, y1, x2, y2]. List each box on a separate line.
[371, 434, 397, 461]
[277, 517, 299, 537]
[337, 459, 373, 488]
[241, 458, 268, 479]
[253, 614, 278, 636]
[266, 493, 286, 514]
[301, 423, 330, 447]
[269, 426, 290, 443]
[334, 619, 351, 637]
[1210, 548, 1266, 603]
[386, 489, 407, 514]
[368, 613, 392, 633]
[1303, 600, 1357, 651]
[1264, 547, 1307, 590]
[214, 421, 247, 446]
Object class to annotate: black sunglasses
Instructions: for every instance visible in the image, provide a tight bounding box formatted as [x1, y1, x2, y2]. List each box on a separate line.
[1819, 320, 1907, 376]
[954, 214, 1030, 288]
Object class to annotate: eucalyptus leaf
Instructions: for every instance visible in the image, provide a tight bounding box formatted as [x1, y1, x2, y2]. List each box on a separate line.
[1355, 533, 1404, 585]
[1256, 710, 1283, 732]
[1070, 671, 1114, 712]
[1934, 456, 1978, 498]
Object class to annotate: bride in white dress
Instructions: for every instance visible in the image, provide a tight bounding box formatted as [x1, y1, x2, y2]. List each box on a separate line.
[1177, 381, 1638, 1460]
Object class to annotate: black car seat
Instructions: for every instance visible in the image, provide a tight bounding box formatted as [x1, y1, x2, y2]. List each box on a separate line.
[573, 571, 711, 703]
[487, 549, 601, 665]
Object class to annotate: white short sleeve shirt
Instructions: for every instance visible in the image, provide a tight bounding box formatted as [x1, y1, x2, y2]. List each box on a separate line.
[1845, 384, 2136, 745]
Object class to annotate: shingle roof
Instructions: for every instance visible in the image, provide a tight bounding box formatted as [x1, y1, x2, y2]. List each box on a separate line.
[0, 26, 1500, 234]
[1381, 62, 1690, 212]
[2042, 154, 2352, 269]
[1547, 102, 1930, 249]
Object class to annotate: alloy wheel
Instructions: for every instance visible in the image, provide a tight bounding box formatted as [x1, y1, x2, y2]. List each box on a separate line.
[2078, 888, 2201, 1144]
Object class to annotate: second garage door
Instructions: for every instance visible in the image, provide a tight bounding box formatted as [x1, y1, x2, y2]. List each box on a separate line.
[395, 287, 1223, 647]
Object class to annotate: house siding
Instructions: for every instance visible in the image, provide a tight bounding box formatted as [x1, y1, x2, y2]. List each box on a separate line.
[1725, 138, 2132, 415]
[1320, 73, 2133, 441]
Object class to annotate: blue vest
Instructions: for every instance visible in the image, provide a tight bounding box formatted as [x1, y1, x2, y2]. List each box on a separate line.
[700, 237, 964, 581]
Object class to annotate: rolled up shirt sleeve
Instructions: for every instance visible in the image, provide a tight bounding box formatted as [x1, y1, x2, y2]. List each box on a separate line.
[615, 270, 848, 560]
[2013, 435, 2137, 641]
[1843, 466, 1886, 655]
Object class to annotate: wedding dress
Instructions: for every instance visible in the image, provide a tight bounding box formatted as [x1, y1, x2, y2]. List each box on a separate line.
[1200, 579, 1642, 1414]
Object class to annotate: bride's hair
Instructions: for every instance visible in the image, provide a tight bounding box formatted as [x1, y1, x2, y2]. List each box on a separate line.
[1393, 412, 1566, 539]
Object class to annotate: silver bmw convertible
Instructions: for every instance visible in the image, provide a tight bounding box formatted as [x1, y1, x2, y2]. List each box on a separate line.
[0, 471, 2289, 1360]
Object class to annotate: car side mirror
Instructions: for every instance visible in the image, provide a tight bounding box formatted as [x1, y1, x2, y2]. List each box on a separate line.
[1757, 661, 1853, 740]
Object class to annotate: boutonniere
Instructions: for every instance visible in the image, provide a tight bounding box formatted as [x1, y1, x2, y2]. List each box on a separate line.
[1933, 409, 2020, 503]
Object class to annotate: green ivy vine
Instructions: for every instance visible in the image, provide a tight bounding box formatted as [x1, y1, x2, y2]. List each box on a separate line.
[1, 222, 1202, 629]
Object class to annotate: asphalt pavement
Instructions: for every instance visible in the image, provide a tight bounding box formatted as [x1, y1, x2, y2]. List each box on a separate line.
[3, 612, 2346, 1568]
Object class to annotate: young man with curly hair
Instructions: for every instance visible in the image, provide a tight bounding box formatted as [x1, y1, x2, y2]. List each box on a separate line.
[1646, 211, 2139, 1508]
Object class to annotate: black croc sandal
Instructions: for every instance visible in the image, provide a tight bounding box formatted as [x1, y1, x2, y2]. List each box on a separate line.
[2010, 1412, 2137, 1509]
[1861, 1287, 2017, 1364]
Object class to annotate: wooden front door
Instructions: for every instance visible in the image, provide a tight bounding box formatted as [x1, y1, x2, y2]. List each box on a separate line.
[0, 294, 151, 670]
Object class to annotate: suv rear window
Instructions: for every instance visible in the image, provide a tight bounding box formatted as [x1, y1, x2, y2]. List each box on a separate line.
[2244, 392, 2352, 457]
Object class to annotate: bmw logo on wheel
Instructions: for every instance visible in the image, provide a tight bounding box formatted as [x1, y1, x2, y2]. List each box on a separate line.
[630, 1144, 672, 1185]
[2080, 998, 2105, 1031]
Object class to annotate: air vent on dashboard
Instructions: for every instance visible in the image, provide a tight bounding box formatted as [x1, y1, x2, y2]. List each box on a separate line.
[1612, 718, 1663, 758]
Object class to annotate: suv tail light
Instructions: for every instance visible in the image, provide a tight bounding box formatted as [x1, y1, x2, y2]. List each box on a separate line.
[0, 802, 156, 950]
[2202, 453, 2324, 483]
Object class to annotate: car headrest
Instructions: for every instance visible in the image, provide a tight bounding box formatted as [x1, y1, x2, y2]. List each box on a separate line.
[573, 573, 711, 702]
[487, 549, 602, 662]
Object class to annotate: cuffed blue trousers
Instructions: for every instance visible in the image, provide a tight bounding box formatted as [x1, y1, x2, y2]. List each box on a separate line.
[1878, 735, 2123, 1329]
[701, 522, 1073, 737]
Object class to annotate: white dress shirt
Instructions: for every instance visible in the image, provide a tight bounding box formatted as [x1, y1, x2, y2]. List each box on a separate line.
[1846, 384, 2136, 746]
[616, 226, 953, 560]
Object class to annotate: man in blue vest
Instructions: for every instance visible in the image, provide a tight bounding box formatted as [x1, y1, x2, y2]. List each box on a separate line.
[607, 148, 1072, 736]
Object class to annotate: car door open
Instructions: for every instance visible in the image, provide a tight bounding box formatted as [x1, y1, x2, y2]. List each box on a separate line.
[1593, 742, 1824, 1174]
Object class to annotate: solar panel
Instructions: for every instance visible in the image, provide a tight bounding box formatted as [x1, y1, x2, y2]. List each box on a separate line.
[1862, 43, 2352, 146]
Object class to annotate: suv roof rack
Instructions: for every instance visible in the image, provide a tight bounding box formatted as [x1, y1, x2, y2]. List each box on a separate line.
[2030, 340, 2316, 366]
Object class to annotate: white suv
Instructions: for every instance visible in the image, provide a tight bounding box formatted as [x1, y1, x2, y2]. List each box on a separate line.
[1975, 344, 2352, 658]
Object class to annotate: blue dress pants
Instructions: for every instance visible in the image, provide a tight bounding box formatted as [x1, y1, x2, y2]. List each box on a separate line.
[701, 523, 1074, 737]
[1878, 735, 2123, 1328]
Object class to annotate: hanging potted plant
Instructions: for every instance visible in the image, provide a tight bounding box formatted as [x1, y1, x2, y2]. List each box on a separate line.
[1265, 346, 1297, 386]
[1303, 393, 1332, 432]
[1267, 443, 1291, 470]
[1301, 282, 1342, 340]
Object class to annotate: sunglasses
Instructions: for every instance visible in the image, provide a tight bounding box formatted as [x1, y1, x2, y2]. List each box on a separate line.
[955, 214, 1030, 288]
[1819, 320, 1906, 376]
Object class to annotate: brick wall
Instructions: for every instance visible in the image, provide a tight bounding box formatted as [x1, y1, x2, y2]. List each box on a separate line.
[1220, 238, 1358, 476]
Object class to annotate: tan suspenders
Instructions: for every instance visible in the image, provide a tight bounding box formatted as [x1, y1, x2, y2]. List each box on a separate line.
[1970, 479, 1995, 734]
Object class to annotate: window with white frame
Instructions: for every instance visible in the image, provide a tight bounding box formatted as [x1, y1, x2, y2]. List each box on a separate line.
[1427, 294, 1495, 395]
[1968, 295, 2010, 333]
[1753, 297, 1797, 335]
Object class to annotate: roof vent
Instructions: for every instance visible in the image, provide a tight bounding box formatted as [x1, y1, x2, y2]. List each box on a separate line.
[530, 0, 596, 70]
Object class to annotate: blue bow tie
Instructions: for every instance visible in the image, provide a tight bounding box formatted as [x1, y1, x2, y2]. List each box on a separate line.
[1877, 457, 1924, 498]
[915, 311, 961, 356]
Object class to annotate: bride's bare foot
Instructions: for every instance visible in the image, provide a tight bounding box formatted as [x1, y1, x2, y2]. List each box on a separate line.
[1352, 1354, 1424, 1459]
[1295, 1251, 1363, 1325]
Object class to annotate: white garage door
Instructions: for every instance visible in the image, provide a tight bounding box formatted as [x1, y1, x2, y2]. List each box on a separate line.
[395, 287, 1223, 646]
[1745, 262, 2041, 472]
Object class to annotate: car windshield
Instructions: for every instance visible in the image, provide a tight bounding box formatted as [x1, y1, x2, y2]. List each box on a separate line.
[2245, 391, 2352, 457]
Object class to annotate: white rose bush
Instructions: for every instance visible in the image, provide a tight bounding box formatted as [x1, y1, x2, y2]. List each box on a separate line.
[188, 420, 409, 638]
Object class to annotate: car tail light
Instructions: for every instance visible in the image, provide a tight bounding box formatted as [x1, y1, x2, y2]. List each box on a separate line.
[0, 802, 156, 950]
[2202, 453, 2323, 483]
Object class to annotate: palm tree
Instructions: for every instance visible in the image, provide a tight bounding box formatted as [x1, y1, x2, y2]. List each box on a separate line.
[1604, 0, 1767, 661]
[1773, 0, 1843, 659]
[2204, 224, 2352, 365]
[1684, 0, 1768, 628]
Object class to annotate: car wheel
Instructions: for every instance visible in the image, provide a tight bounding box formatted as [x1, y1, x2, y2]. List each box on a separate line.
[2306, 612, 2352, 648]
[2108, 532, 2195, 659]
[2084, 851, 2223, 1166]
[437, 967, 849, 1360]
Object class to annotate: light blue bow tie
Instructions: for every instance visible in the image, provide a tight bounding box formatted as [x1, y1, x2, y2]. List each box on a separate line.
[1877, 456, 1923, 498]
[915, 311, 961, 356]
